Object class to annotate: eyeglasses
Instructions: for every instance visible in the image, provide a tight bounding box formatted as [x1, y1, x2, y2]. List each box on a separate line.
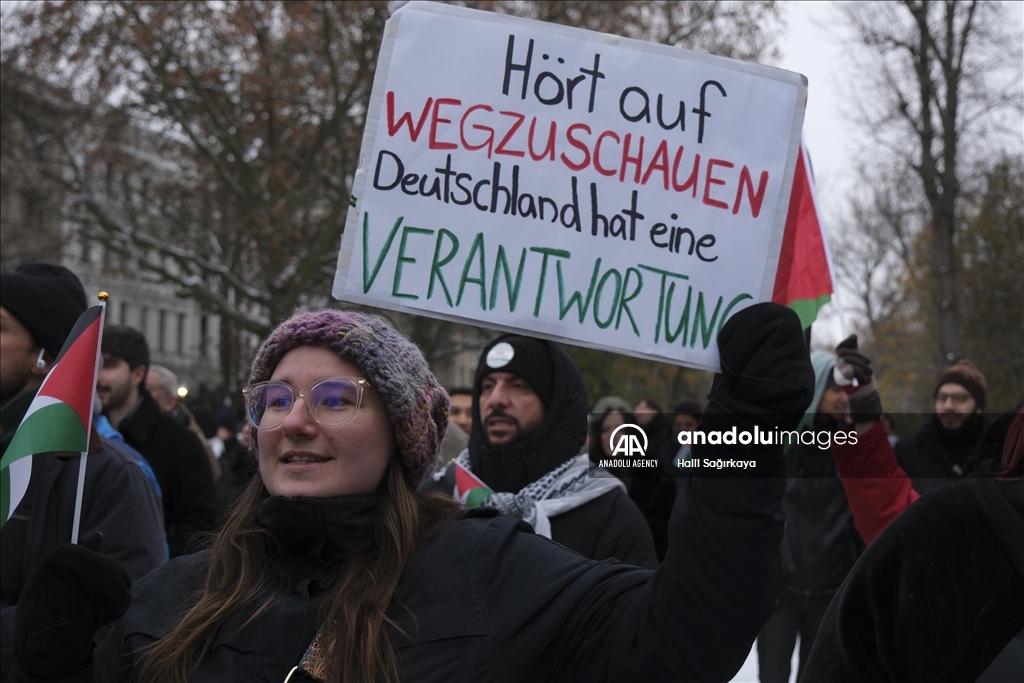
[242, 378, 370, 430]
[936, 391, 972, 405]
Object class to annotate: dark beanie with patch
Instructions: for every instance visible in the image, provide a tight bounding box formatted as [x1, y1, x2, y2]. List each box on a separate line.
[0, 263, 88, 358]
[477, 335, 554, 406]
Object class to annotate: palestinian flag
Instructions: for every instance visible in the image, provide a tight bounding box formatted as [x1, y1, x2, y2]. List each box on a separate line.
[772, 140, 837, 329]
[454, 461, 493, 508]
[1, 305, 105, 528]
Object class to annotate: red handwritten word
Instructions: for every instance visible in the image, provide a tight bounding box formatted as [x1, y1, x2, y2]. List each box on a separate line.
[385, 91, 770, 219]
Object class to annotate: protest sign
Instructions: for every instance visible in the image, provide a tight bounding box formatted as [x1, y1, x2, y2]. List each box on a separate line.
[333, 1, 807, 371]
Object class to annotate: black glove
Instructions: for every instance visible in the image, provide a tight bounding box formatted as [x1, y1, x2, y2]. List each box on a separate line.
[15, 533, 132, 679]
[702, 303, 815, 455]
[834, 334, 883, 423]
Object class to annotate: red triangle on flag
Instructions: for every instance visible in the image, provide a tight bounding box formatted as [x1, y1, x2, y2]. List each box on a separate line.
[772, 143, 835, 328]
[454, 462, 489, 497]
[38, 307, 103, 434]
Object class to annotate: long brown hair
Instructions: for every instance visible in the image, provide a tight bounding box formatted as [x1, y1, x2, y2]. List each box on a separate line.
[136, 458, 461, 683]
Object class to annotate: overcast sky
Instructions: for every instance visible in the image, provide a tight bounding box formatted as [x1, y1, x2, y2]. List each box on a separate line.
[775, 1, 1024, 347]
[776, 1, 859, 345]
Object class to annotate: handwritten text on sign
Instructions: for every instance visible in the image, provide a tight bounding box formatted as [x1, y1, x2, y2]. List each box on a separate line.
[334, 1, 806, 371]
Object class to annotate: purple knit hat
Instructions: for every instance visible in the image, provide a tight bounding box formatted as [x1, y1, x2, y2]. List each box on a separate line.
[248, 309, 448, 489]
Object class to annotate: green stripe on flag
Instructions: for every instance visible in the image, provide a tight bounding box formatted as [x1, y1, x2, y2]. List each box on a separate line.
[0, 402, 88, 470]
[787, 294, 831, 331]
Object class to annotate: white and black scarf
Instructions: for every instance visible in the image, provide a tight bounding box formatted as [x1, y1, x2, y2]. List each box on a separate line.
[453, 450, 625, 538]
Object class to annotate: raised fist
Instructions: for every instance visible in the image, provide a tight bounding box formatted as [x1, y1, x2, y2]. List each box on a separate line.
[834, 335, 883, 423]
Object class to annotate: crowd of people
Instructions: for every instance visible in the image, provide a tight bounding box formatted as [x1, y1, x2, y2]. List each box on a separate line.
[1, 261, 1021, 682]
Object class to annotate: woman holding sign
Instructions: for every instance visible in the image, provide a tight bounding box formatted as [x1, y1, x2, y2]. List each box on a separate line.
[10, 305, 813, 683]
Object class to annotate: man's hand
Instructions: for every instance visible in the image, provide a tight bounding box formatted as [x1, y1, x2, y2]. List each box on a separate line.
[835, 335, 883, 426]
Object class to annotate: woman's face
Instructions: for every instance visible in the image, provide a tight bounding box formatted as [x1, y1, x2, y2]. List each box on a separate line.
[258, 346, 395, 498]
[599, 411, 627, 458]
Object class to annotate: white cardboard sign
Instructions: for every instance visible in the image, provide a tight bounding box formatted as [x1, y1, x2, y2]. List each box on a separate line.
[334, 1, 806, 372]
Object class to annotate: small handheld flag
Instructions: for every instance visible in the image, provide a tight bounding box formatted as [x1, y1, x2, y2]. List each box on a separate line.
[454, 462, 493, 508]
[0, 300, 106, 535]
[772, 140, 845, 333]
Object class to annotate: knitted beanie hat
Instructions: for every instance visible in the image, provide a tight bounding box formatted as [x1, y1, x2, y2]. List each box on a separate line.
[476, 335, 554, 406]
[0, 263, 87, 359]
[935, 360, 987, 411]
[248, 309, 448, 489]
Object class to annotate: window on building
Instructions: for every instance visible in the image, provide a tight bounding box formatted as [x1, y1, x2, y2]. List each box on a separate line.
[120, 302, 129, 326]
[140, 306, 148, 336]
[177, 313, 186, 354]
[80, 230, 93, 264]
[200, 315, 209, 358]
[158, 310, 167, 352]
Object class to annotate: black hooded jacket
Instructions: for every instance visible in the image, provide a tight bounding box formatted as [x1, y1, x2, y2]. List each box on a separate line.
[430, 336, 658, 568]
[468, 337, 587, 491]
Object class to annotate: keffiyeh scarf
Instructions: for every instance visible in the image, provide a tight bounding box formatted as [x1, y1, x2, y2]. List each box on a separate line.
[453, 450, 625, 538]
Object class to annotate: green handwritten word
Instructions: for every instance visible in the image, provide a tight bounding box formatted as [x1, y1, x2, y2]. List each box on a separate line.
[638, 264, 751, 346]
[359, 211, 750, 350]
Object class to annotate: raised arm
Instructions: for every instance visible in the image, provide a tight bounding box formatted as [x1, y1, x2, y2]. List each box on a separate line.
[832, 421, 918, 544]
[832, 338, 918, 544]
[468, 303, 815, 682]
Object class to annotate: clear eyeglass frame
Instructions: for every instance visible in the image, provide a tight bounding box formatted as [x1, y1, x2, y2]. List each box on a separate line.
[242, 377, 370, 430]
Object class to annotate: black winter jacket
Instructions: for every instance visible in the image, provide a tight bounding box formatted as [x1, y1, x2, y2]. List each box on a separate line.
[0, 428, 166, 683]
[116, 390, 217, 556]
[895, 414, 994, 495]
[548, 486, 658, 568]
[778, 438, 863, 598]
[21, 446, 789, 683]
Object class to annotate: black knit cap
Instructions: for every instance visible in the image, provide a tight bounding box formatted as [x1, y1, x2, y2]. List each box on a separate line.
[477, 335, 554, 406]
[0, 263, 87, 358]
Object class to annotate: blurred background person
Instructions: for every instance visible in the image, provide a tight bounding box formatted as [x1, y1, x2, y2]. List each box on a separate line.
[447, 387, 473, 436]
[215, 420, 256, 525]
[634, 397, 674, 470]
[99, 326, 217, 557]
[146, 365, 220, 480]
[758, 344, 865, 683]
[590, 400, 674, 561]
[895, 360, 993, 494]
[438, 387, 471, 467]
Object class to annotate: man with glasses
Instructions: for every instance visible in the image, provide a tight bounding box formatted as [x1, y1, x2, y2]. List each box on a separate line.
[895, 360, 993, 494]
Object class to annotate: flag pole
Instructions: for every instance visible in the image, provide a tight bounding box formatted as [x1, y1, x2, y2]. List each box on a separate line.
[71, 292, 108, 545]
